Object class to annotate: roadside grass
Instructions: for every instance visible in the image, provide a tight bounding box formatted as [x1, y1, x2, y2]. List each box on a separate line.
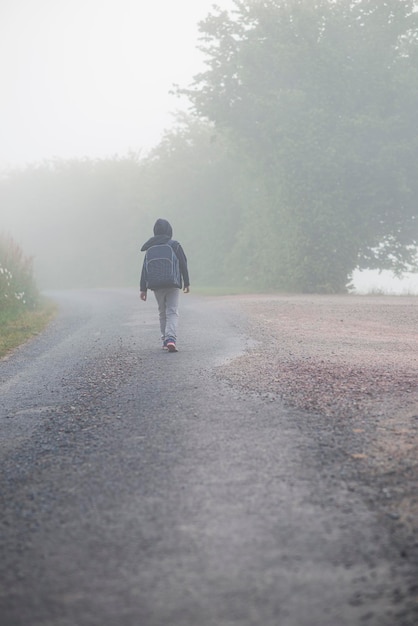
[0, 299, 57, 359]
[192, 285, 260, 296]
[356, 289, 418, 297]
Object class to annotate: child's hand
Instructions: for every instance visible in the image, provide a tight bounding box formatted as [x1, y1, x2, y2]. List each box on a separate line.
[140, 291, 147, 301]
[183, 287, 190, 294]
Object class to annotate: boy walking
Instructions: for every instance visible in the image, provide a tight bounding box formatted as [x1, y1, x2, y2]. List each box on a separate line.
[140, 219, 190, 352]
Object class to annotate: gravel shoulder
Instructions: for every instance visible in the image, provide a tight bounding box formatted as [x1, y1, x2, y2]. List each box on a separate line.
[217, 294, 418, 537]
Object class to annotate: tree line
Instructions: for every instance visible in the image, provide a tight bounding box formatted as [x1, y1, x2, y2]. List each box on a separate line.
[1, 0, 417, 293]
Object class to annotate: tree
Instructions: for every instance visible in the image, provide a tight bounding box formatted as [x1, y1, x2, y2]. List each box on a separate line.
[183, 0, 418, 292]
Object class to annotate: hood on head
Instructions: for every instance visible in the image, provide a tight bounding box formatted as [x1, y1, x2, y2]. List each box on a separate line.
[153, 219, 173, 238]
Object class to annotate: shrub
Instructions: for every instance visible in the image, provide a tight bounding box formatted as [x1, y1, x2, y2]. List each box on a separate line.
[0, 235, 39, 313]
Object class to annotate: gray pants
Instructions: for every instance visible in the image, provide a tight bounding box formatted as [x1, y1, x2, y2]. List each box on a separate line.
[153, 287, 180, 342]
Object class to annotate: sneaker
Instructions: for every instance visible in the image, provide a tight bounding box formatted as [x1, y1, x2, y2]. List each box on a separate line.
[162, 340, 168, 350]
[166, 339, 178, 352]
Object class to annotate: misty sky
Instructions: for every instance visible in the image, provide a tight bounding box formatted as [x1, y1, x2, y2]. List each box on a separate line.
[0, 0, 234, 168]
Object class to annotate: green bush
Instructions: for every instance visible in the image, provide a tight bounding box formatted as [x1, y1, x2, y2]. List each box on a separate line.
[0, 235, 39, 313]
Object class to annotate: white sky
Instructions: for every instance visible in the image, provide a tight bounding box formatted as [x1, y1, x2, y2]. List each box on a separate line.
[0, 0, 235, 168]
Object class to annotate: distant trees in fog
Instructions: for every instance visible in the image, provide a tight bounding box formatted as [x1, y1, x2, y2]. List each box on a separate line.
[0, 157, 145, 288]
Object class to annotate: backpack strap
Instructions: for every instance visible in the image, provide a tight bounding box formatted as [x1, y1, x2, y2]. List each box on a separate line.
[168, 240, 180, 256]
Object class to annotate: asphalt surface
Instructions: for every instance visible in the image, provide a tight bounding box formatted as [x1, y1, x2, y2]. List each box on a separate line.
[0, 288, 417, 626]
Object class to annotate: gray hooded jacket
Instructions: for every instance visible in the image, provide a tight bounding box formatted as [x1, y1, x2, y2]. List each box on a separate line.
[140, 219, 190, 291]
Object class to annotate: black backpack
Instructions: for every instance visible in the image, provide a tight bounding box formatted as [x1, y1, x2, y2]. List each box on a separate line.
[144, 242, 181, 289]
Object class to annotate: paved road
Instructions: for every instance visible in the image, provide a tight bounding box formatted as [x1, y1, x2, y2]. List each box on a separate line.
[0, 289, 416, 626]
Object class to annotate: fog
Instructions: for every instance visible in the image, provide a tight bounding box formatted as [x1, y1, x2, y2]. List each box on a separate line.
[352, 270, 418, 296]
[1, 1, 417, 295]
[0, 0, 235, 168]
[0, 0, 234, 289]
[0, 158, 151, 289]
